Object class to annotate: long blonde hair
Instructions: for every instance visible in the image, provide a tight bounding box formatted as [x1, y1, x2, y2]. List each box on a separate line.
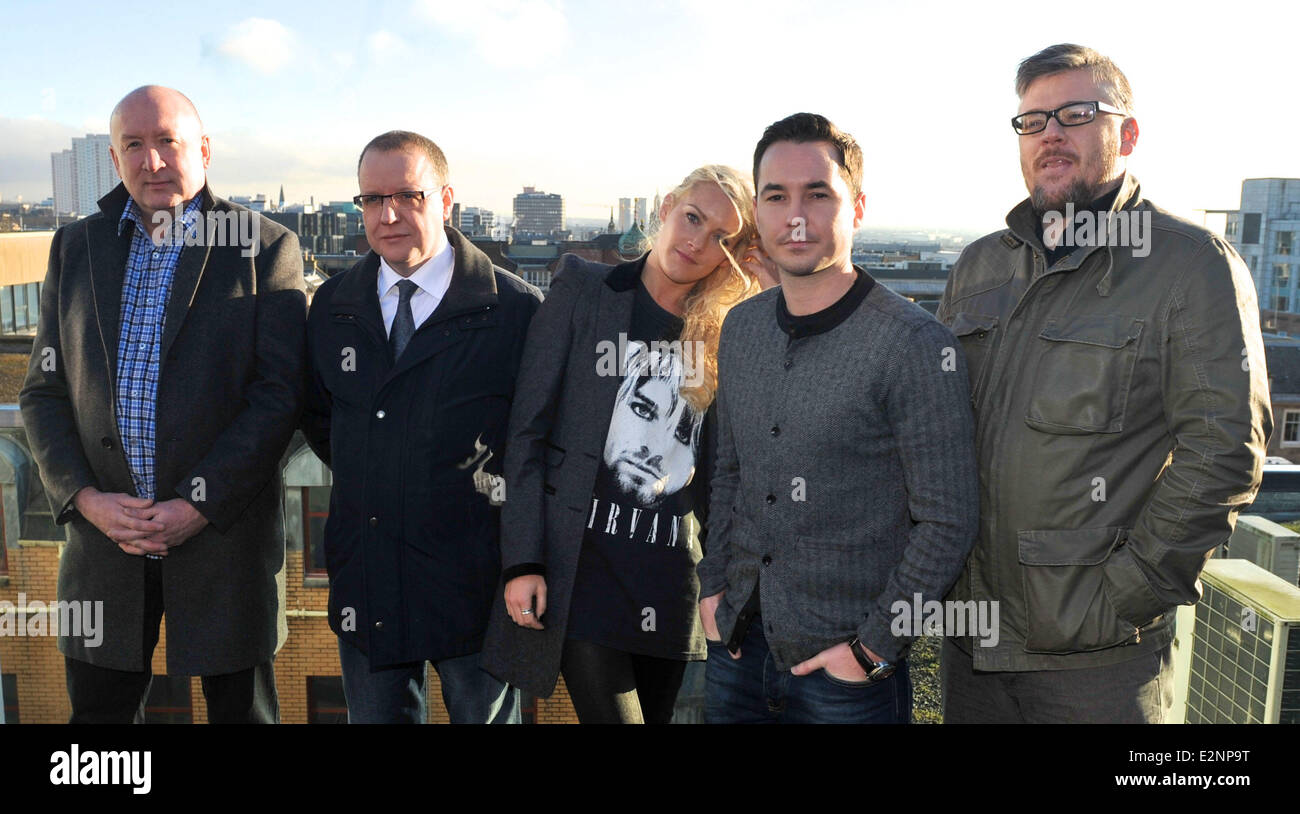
[645, 165, 760, 413]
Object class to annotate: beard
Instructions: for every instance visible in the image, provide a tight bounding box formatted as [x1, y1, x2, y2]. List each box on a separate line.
[1027, 129, 1122, 218]
[596, 461, 668, 509]
[1030, 175, 1101, 219]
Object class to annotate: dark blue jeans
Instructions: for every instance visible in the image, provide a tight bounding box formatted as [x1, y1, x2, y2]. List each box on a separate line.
[338, 638, 520, 724]
[704, 624, 911, 724]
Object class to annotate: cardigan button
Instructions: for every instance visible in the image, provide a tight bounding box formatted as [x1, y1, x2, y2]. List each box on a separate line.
[101, 437, 114, 449]
[770, 426, 780, 437]
[765, 494, 776, 505]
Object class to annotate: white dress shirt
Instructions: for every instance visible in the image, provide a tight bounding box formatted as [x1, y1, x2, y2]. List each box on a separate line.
[377, 240, 455, 337]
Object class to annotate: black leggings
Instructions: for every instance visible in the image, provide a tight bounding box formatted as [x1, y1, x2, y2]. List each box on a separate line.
[560, 638, 687, 724]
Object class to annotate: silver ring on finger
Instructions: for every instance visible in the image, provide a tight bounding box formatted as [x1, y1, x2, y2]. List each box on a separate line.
[521, 609, 533, 616]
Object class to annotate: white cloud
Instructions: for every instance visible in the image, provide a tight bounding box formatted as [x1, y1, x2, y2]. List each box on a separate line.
[413, 0, 570, 69]
[205, 127, 360, 205]
[367, 30, 415, 62]
[206, 18, 301, 75]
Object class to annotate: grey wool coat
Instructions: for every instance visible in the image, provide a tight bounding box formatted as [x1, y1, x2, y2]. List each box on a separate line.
[698, 276, 981, 669]
[480, 253, 689, 698]
[19, 182, 307, 675]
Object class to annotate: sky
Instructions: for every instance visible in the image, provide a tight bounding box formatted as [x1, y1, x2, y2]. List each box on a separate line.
[1, 0, 1297, 233]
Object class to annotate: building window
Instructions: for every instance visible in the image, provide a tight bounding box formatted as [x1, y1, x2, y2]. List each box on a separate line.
[1226, 216, 1239, 239]
[1277, 264, 1292, 287]
[11, 285, 26, 334]
[1283, 410, 1300, 445]
[1242, 213, 1262, 245]
[145, 675, 193, 724]
[303, 486, 330, 578]
[0, 288, 12, 334]
[307, 676, 347, 723]
[1278, 231, 1294, 256]
[1, 674, 17, 724]
[1277, 295, 1289, 312]
[0, 482, 7, 576]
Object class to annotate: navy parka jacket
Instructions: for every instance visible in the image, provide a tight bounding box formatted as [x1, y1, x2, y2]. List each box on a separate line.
[302, 226, 542, 667]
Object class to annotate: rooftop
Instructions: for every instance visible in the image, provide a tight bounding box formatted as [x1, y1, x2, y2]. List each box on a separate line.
[1265, 342, 1300, 395]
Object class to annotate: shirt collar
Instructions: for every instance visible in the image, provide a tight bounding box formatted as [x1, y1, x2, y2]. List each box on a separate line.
[118, 195, 202, 238]
[378, 238, 454, 298]
[776, 266, 875, 339]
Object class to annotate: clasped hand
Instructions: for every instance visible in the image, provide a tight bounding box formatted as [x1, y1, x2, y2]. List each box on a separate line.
[74, 487, 209, 557]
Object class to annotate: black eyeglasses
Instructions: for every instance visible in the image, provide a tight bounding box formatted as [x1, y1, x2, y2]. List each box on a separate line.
[353, 188, 442, 211]
[1011, 101, 1126, 135]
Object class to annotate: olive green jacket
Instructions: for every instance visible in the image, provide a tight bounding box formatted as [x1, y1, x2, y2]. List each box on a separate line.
[937, 174, 1272, 671]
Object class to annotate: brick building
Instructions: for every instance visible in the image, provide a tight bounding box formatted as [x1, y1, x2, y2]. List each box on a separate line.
[0, 393, 585, 724]
[1265, 338, 1300, 461]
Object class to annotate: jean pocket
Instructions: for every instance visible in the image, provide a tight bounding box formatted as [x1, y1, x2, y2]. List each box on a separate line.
[1018, 526, 1136, 654]
[1024, 314, 1143, 434]
[819, 667, 872, 689]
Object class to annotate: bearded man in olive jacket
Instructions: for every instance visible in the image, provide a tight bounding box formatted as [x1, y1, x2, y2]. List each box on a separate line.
[936, 45, 1271, 723]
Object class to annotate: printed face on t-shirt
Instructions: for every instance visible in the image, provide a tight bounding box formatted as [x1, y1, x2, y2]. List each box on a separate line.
[602, 345, 701, 507]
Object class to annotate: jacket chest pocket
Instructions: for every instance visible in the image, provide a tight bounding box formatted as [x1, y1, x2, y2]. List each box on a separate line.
[1025, 314, 1143, 434]
[325, 315, 380, 407]
[949, 312, 1000, 403]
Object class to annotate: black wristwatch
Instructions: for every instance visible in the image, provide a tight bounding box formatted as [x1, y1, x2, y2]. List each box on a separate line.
[848, 637, 897, 683]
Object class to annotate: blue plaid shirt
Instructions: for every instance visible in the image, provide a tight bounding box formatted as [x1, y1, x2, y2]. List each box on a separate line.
[115, 196, 202, 500]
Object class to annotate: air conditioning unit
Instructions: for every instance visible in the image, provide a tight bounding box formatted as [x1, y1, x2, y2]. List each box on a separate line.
[1180, 559, 1300, 724]
[1221, 514, 1300, 586]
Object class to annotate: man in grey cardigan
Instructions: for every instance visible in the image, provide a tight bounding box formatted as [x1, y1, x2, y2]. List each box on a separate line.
[698, 113, 979, 723]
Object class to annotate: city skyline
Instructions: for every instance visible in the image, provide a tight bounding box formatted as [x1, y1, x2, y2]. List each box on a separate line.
[2, 1, 1298, 232]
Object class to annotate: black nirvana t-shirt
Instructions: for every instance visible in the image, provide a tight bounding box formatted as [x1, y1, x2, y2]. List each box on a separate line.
[566, 279, 709, 660]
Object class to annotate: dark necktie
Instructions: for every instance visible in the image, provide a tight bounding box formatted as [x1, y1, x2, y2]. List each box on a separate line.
[389, 279, 418, 361]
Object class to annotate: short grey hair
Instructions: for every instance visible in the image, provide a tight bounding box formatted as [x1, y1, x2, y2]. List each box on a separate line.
[1015, 43, 1134, 114]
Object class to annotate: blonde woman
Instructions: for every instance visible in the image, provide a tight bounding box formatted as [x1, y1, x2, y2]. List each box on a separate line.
[481, 165, 767, 723]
